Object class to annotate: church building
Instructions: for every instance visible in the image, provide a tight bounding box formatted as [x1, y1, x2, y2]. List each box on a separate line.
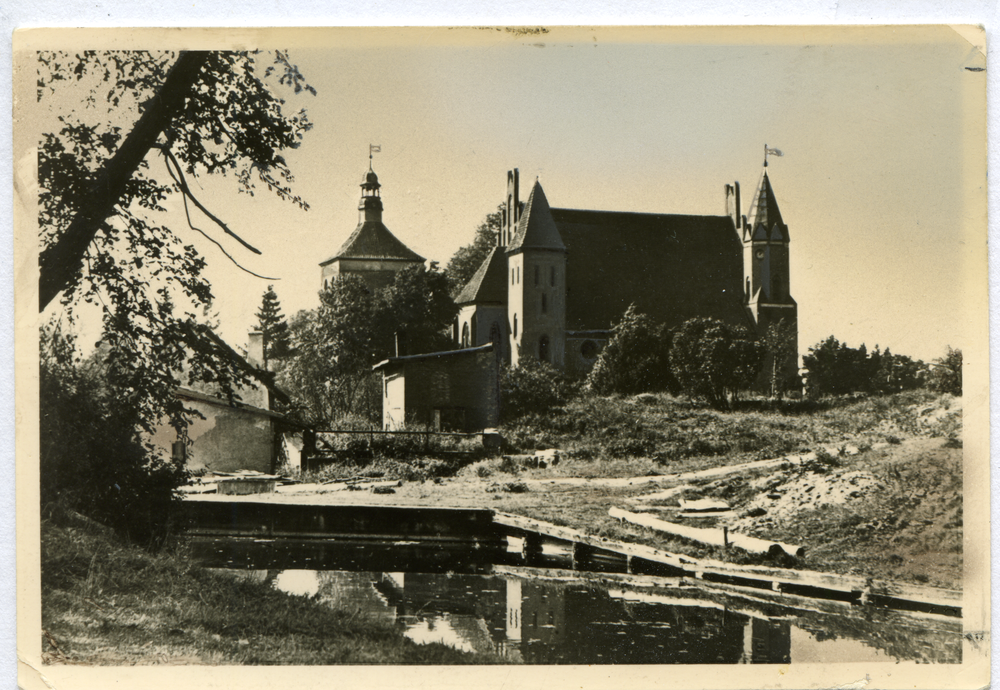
[454, 164, 798, 384]
[319, 164, 425, 291]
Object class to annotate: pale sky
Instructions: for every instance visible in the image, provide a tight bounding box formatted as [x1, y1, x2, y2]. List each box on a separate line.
[28, 26, 987, 364]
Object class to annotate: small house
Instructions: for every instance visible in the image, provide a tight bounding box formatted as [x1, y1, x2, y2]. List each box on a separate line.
[372, 344, 499, 432]
[149, 330, 300, 474]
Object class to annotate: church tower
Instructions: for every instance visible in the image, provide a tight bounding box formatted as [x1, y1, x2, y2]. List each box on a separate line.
[318, 163, 424, 291]
[736, 161, 798, 390]
[506, 178, 567, 368]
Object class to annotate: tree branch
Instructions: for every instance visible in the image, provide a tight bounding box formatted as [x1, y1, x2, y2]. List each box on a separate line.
[161, 151, 276, 280]
[39, 50, 211, 312]
[161, 146, 263, 255]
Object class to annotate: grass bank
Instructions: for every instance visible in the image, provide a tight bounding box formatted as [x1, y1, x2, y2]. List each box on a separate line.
[40, 510, 500, 665]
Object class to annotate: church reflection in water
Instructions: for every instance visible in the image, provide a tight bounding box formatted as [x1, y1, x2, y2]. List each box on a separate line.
[241, 569, 958, 665]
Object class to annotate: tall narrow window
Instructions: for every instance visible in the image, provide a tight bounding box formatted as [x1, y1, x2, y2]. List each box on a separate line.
[513, 314, 518, 338]
[512, 269, 515, 285]
[541, 293, 548, 314]
[550, 266, 556, 287]
[461, 323, 470, 347]
[516, 267, 520, 284]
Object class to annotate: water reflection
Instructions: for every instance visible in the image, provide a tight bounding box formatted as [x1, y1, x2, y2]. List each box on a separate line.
[222, 568, 961, 665]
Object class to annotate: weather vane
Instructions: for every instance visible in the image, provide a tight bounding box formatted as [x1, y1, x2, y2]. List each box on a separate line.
[369, 143, 381, 168]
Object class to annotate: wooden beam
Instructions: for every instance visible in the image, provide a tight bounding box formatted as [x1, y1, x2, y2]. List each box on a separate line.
[609, 507, 805, 559]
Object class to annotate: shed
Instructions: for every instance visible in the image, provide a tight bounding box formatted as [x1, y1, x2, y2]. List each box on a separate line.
[372, 344, 499, 432]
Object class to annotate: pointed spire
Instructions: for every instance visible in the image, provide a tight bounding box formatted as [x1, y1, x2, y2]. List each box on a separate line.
[507, 180, 565, 252]
[746, 167, 784, 234]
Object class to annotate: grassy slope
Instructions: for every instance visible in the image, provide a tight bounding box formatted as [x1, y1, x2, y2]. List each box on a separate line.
[296, 390, 962, 589]
[40, 514, 500, 665]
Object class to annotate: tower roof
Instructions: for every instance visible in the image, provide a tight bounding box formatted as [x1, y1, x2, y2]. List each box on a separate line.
[455, 246, 507, 305]
[507, 180, 565, 252]
[320, 221, 424, 265]
[746, 169, 784, 233]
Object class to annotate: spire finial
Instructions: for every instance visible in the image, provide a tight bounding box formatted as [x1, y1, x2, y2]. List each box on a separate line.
[369, 143, 381, 170]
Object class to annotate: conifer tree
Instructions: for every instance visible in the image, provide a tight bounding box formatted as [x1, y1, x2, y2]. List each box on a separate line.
[256, 285, 291, 367]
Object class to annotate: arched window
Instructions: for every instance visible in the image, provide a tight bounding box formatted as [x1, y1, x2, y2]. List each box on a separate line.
[745, 277, 750, 301]
[539, 335, 550, 363]
[470, 313, 478, 344]
[324, 279, 329, 290]
[513, 314, 518, 338]
[461, 323, 470, 347]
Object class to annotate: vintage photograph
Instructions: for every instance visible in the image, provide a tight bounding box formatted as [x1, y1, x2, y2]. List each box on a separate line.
[14, 25, 989, 688]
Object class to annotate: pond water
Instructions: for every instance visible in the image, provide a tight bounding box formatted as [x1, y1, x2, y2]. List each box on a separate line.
[195, 537, 962, 665]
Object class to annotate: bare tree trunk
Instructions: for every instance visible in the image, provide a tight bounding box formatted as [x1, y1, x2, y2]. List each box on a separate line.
[39, 51, 211, 311]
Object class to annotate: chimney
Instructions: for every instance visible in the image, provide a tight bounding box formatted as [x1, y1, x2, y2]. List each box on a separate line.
[247, 330, 264, 368]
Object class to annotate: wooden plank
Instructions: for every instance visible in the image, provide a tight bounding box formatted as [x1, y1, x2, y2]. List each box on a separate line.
[609, 507, 805, 558]
[493, 511, 961, 615]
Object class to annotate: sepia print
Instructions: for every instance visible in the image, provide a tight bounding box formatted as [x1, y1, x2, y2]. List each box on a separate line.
[14, 25, 989, 690]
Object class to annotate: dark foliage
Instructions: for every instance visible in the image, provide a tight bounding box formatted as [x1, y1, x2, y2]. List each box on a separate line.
[586, 305, 677, 395]
[802, 336, 927, 397]
[40, 327, 186, 545]
[927, 347, 962, 396]
[501, 354, 578, 420]
[278, 265, 458, 426]
[256, 284, 292, 366]
[670, 317, 764, 409]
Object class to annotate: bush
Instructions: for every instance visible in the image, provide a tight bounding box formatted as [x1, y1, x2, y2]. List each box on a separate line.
[40, 328, 186, 546]
[670, 317, 763, 409]
[586, 305, 676, 395]
[501, 355, 577, 420]
[928, 347, 962, 396]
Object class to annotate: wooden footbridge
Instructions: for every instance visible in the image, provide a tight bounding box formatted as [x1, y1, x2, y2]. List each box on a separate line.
[181, 498, 962, 619]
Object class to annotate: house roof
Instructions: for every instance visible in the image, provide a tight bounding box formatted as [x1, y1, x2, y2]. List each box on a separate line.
[455, 246, 507, 305]
[320, 221, 425, 265]
[507, 181, 565, 253]
[372, 343, 494, 371]
[746, 168, 785, 235]
[550, 208, 753, 333]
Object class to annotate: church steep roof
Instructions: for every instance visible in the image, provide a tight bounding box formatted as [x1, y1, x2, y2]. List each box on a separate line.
[507, 181, 565, 252]
[320, 221, 425, 266]
[746, 169, 784, 232]
[550, 208, 752, 333]
[455, 246, 507, 305]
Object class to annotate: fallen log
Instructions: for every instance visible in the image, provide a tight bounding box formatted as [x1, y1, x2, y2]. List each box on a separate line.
[609, 507, 805, 559]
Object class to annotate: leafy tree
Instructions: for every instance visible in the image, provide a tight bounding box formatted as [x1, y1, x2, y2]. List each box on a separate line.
[38, 50, 315, 435]
[928, 347, 962, 396]
[278, 265, 458, 426]
[256, 284, 292, 367]
[444, 204, 503, 294]
[586, 305, 676, 396]
[40, 326, 185, 545]
[803, 337, 927, 397]
[761, 318, 798, 398]
[669, 317, 764, 409]
[375, 263, 459, 357]
[501, 354, 577, 420]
